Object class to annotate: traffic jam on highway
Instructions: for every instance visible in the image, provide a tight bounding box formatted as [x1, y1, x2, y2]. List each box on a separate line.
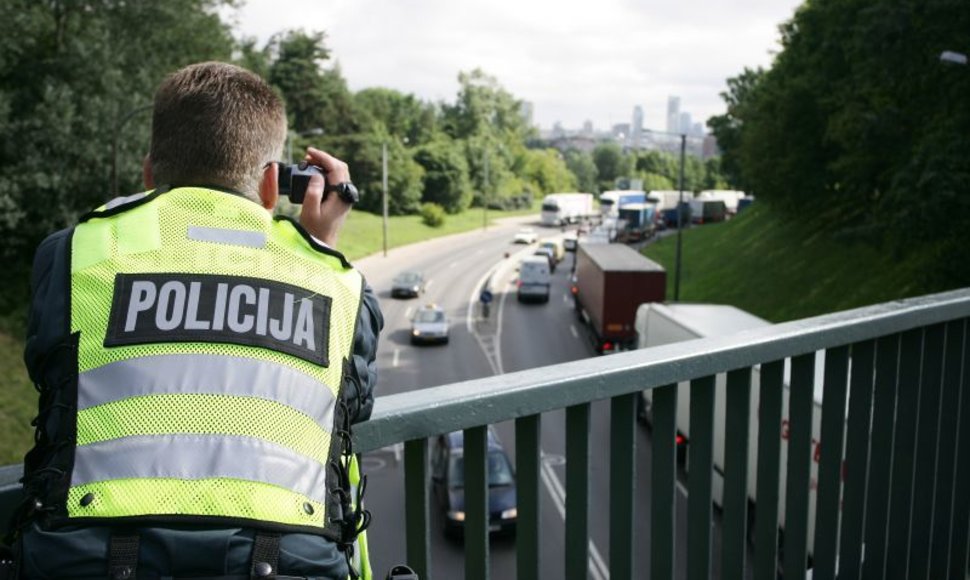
[359, 187, 844, 578]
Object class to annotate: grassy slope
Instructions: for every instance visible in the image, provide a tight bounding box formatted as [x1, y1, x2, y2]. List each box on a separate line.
[642, 203, 932, 322]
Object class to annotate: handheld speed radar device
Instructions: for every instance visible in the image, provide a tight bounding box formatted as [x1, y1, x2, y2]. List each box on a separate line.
[277, 161, 360, 205]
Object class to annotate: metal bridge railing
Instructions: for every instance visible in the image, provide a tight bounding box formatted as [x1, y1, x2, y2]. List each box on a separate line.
[352, 288, 970, 580]
[1, 289, 970, 579]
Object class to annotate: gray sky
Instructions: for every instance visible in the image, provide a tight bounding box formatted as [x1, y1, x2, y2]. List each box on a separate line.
[225, 0, 804, 132]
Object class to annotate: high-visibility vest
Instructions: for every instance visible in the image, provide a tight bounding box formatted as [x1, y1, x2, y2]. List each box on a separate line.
[59, 186, 364, 541]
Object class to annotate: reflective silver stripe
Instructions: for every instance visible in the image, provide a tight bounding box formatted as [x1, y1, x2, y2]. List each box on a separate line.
[103, 192, 150, 210]
[72, 435, 329, 503]
[187, 225, 266, 248]
[78, 354, 335, 431]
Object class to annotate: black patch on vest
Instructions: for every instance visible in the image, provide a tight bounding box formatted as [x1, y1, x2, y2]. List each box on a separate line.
[105, 273, 331, 367]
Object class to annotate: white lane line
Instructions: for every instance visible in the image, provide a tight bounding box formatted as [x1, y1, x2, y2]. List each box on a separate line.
[562, 293, 569, 305]
[405, 306, 413, 319]
[570, 325, 579, 339]
[677, 479, 688, 499]
[448, 261, 458, 269]
[392, 349, 400, 368]
[425, 279, 435, 290]
[540, 455, 610, 580]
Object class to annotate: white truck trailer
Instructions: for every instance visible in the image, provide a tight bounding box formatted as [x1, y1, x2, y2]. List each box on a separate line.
[696, 190, 747, 215]
[636, 302, 829, 556]
[540, 193, 594, 226]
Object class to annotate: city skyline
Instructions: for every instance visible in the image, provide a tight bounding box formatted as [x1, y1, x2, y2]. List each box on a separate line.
[226, 0, 805, 131]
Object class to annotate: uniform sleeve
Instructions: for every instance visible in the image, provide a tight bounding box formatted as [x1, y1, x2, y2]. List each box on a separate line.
[345, 281, 383, 424]
[23, 229, 73, 385]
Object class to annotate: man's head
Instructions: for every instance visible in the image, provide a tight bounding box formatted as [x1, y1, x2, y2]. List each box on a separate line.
[147, 62, 287, 201]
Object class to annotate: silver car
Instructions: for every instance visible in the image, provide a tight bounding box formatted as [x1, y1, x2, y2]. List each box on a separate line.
[411, 304, 449, 345]
[391, 270, 426, 298]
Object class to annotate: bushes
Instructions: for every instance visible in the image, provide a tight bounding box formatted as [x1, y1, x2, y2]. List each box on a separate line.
[420, 203, 446, 228]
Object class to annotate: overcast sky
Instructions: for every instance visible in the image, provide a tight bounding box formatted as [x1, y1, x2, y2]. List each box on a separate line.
[225, 0, 804, 132]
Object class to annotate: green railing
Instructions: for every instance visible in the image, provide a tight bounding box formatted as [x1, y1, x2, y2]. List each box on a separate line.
[2, 289, 970, 579]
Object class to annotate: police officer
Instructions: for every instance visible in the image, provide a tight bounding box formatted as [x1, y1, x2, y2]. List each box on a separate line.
[15, 62, 383, 579]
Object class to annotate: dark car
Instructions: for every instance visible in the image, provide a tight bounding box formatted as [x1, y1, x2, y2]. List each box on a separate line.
[391, 270, 425, 298]
[431, 429, 517, 538]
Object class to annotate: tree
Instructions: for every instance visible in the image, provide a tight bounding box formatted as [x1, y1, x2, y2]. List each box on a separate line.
[354, 87, 438, 146]
[592, 143, 633, 191]
[519, 149, 577, 195]
[414, 138, 472, 213]
[564, 150, 598, 193]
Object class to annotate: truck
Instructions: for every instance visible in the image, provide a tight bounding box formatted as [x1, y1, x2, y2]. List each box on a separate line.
[635, 302, 829, 557]
[599, 190, 647, 219]
[616, 202, 657, 242]
[697, 190, 747, 216]
[540, 193, 594, 226]
[572, 244, 666, 353]
[688, 198, 726, 225]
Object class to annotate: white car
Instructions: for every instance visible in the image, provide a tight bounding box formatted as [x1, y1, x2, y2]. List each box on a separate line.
[513, 228, 538, 244]
[411, 304, 449, 345]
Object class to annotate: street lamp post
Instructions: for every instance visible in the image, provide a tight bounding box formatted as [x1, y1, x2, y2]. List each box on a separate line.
[382, 142, 389, 257]
[482, 149, 489, 231]
[111, 104, 153, 196]
[643, 128, 689, 302]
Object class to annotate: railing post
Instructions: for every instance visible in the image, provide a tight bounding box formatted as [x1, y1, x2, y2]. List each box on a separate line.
[687, 375, 715, 580]
[838, 340, 876, 580]
[565, 404, 591, 580]
[651, 384, 678, 580]
[610, 393, 637, 580]
[722, 367, 753, 579]
[929, 320, 966, 578]
[754, 360, 784, 580]
[464, 426, 489, 580]
[948, 320, 970, 580]
[909, 323, 945, 579]
[783, 352, 816, 580]
[516, 414, 541, 580]
[404, 438, 430, 579]
[812, 345, 850, 580]
[863, 334, 901, 580]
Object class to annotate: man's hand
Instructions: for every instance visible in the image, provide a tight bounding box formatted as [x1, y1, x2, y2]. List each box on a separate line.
[299, 147, 353, 248]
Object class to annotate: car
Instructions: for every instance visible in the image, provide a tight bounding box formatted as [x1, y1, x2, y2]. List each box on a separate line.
[512, 228, 538, 244]
[410, 304, 449, 344]
[538, 239, 565, 263]
[517, 256, 551, 303]
[391, 270, 426, 298]
[431, 428, 517, 538]
[533, 247, 556, 273]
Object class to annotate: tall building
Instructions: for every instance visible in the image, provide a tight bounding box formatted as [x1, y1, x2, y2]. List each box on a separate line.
[582, 120, 594, 136]
[632, 106, 644, 148]
[667, 96, 681, 134]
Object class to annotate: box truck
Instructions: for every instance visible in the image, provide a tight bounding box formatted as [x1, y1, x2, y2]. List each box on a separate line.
[540, 193, 594, 226]
[688, 198, 727, 224]
[572, 244, 665, 353]
[616, 203, 657, 242]
[599, 190, 647, 219]
[636, 302, 829, 557]
[697, 190, 747, 216]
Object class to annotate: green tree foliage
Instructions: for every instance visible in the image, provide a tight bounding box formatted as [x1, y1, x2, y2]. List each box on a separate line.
[713, 0, 970, 286]
[354, 87, 438, 146]
[267, 30, 357, 137]
[592, 143, 633, 191]
[413, 138, 472, 214]
[0, 0, 235, 267]
[564, 150, 598, 193]
[519, 149, 577, 194]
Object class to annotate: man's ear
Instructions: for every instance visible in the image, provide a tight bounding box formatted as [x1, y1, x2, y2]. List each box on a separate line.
[259, 162, 279, 210]
[142, 155, 154, 189]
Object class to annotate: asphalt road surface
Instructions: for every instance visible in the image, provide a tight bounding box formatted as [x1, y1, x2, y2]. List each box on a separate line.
[354, 217, 728, 580]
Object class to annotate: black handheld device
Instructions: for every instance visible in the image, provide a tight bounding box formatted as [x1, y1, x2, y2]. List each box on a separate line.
[277, 161, 359, 205]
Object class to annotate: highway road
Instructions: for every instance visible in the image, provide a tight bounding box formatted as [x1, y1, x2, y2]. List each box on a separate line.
[354, 216, 703, 580]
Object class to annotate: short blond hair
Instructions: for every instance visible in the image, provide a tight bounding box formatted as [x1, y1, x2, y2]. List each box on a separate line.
[150, 62, 287, 200]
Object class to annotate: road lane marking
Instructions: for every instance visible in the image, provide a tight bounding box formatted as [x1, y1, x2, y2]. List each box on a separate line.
[425, 279, 434, 290]
[448, 261, 457, 269]
[405, 306, 413, 319]
[392, 349, 400, 367]
[570, 325, 579, 339]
